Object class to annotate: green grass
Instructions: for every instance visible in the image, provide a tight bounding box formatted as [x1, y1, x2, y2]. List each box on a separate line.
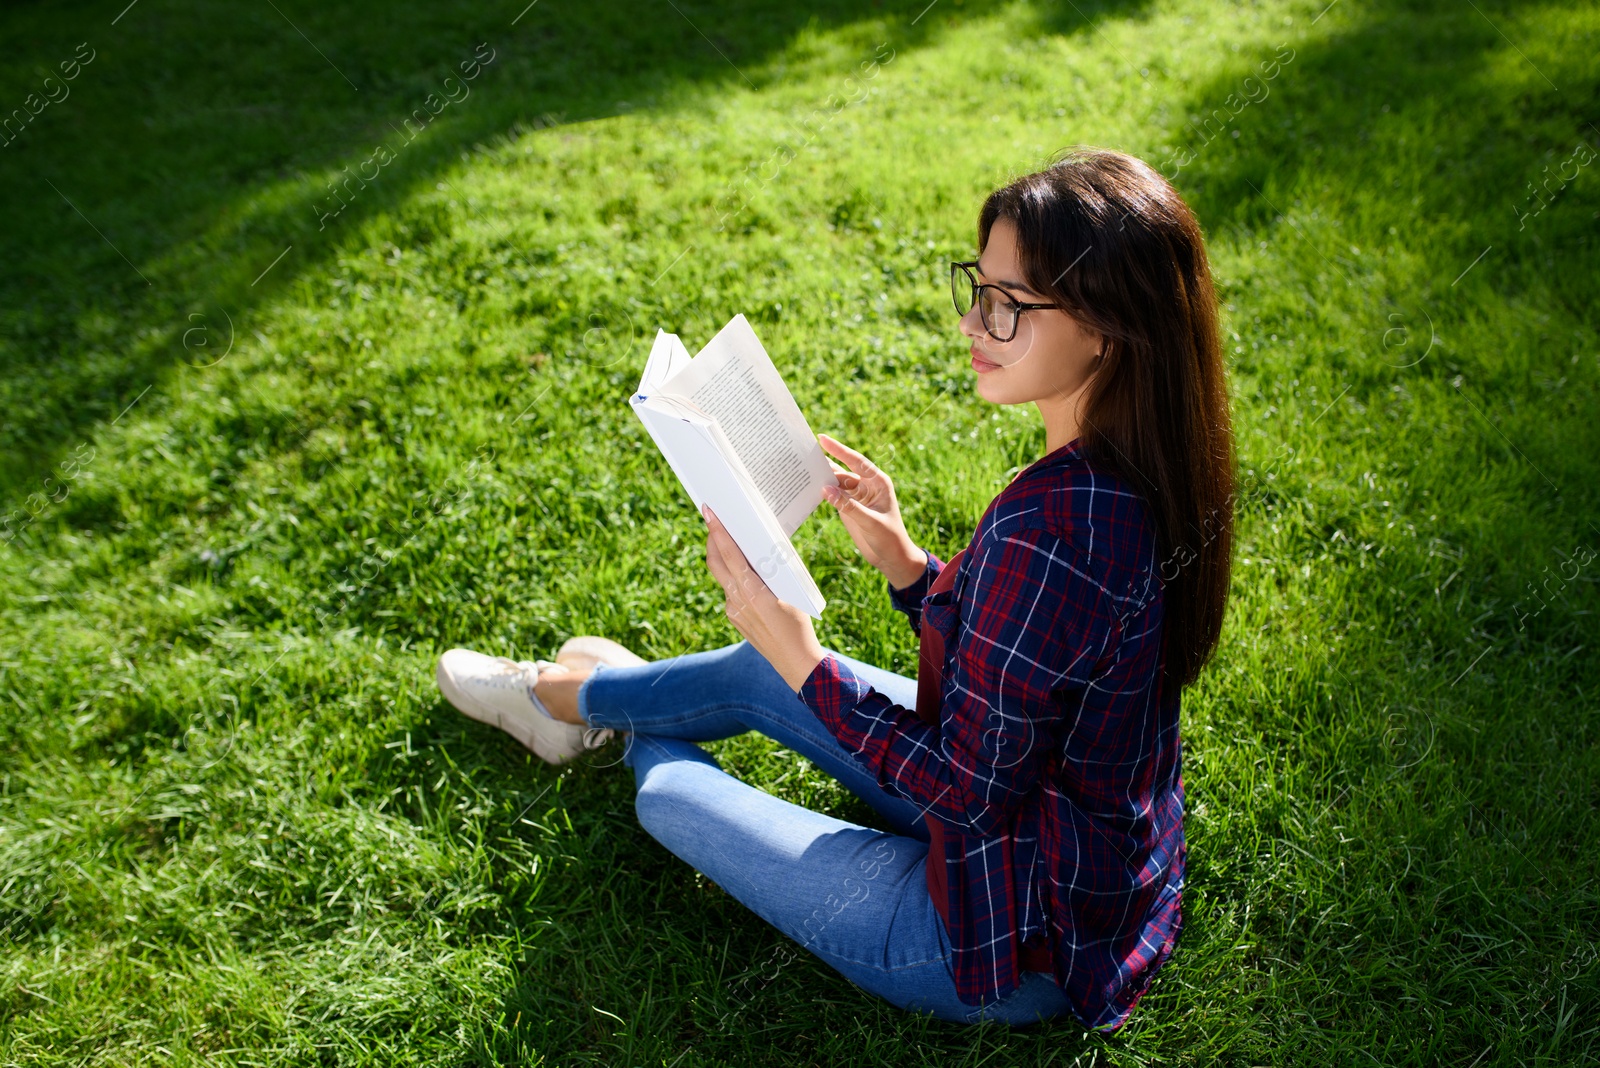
[1, 0, 1597, 1063]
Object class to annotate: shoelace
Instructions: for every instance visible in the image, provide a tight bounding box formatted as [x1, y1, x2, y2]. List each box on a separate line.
[496, 656, 614, 749]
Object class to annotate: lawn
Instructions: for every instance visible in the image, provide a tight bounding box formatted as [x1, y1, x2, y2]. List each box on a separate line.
[1, 0, 1597, 1064]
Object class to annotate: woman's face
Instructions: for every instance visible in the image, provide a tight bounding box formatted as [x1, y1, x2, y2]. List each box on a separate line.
[959, 217, 1103, 411]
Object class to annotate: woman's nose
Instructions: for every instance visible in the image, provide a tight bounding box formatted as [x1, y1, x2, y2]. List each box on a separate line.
[958, 304, 984, 338]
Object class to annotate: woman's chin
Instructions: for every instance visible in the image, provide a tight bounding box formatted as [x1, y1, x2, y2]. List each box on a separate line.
[973, 373, 1018, 406]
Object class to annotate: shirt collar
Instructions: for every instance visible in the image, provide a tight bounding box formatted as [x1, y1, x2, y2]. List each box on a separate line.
[1010, 436, 1084, 484]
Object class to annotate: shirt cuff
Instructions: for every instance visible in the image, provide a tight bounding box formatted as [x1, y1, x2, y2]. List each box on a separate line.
[886, 547, 944, 615]
[797, 652, 876, 733]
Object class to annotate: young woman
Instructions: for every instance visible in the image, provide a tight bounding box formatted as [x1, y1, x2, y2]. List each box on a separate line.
[435, 147, 1235, 1031]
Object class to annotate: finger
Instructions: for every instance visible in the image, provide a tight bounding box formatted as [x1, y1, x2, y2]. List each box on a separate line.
[703, 509, 732, 562]
[834, 493, 885, 529]
[703, 505, 756, 579]
[703, 509, 786, 611]
[702, 510, 742, 583]
[704, 530, 731, 590]
[833, 492, 865, 517]
[818, 434, 873, 474]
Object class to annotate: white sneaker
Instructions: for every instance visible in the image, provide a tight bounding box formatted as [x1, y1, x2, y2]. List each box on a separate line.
[556, 635, 648, 669]
[435, 648, 614, 765]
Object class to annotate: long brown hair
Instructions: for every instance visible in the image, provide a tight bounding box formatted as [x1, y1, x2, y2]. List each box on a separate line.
[977, 147, 1235, 689]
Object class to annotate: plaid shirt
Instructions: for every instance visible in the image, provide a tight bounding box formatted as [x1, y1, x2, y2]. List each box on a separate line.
[799, 439, 1184, 1031]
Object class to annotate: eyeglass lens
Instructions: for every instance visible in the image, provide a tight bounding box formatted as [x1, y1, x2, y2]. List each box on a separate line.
[951, 264, 1019, 341]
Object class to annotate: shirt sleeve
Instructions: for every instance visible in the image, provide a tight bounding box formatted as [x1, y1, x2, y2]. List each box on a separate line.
[800, 523, 1119, 837]
[885, 546, 944, 636]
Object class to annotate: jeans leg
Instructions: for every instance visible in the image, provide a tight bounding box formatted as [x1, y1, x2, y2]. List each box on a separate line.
[578, 640, 929, 841]
[626, 734, 1073, 1028]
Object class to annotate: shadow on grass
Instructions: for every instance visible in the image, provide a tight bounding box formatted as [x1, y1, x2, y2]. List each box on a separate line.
[1174, 0, 1596, 321]
[0, 0, 1163, 497]
[1167, 0, 1598, 576]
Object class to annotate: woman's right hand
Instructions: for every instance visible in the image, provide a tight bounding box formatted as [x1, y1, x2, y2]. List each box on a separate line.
[817, 434, 928, 590]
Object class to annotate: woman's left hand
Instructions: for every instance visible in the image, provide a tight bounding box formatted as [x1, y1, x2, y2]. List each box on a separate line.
[701, 504, 827, 691]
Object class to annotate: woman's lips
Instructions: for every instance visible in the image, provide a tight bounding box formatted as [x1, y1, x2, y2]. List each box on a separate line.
[970, 347, 1000, 373]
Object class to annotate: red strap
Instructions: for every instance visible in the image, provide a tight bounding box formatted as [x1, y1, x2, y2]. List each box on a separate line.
[913, 547, 965, 728]
[914, 548, 964, 931]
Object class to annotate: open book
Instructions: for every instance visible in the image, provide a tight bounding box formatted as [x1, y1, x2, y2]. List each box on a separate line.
[630, 313, 835, 618]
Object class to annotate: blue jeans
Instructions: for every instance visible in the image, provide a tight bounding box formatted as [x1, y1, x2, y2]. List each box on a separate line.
[575, 639, 1074, 1028]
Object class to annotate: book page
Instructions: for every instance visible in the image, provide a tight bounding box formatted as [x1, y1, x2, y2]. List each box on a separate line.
[639, 329, 693, 392]
[630, 396, 826, 617]
[657, 314, 833, 537]
[687, 359, 813, 522]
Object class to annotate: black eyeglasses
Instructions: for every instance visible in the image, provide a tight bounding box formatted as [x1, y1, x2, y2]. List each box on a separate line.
[950, 261, 1060, 343]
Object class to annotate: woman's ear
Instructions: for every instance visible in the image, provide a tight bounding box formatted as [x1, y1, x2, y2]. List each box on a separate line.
[1086, 327, 1107, 364]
